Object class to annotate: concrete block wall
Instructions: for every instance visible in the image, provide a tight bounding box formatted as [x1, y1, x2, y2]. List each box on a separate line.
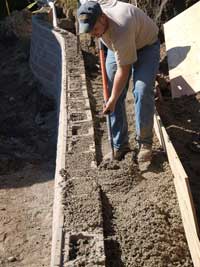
[30, 14, 63, 105]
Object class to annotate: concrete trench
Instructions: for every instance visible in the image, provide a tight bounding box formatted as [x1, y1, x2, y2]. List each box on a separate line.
[30, 15, 193, 267]
[60, 38, 105, 266]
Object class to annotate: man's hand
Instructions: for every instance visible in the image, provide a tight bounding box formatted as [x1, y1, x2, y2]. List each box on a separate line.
[103, 65, 131, 114]
[103, 64, 131, 115]
[103, 97, 117, 114]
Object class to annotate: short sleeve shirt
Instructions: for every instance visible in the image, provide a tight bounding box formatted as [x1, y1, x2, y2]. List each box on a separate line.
[101, 1, 159, 66]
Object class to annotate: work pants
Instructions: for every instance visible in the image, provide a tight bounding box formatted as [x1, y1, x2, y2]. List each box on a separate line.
[105, 40, 160, 149]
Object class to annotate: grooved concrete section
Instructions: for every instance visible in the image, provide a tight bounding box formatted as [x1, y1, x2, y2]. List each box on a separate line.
[61, 33, 105, 266]
[64, 232, 105, 266]
[61, 177, 105, 266]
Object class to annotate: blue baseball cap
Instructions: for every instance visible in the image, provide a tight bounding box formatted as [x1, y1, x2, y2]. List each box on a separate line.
[77, 1, 102, 34]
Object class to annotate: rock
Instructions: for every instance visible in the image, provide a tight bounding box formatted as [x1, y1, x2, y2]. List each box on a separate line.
[90, 160, 97, 169]
[9, 96, 15, 103]
[7, 256, 17, 262]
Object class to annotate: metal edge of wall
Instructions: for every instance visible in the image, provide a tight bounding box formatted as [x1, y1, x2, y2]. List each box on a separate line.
[50, 30, 67, 267]
[154, 110, 200, 267]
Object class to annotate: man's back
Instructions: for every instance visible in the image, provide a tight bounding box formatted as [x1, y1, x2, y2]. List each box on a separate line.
[101, 1, 158, 65]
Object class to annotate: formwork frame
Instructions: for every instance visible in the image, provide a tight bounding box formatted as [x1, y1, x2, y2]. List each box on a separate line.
[160, 2, 200, 265]
[154, 111, 200, 267]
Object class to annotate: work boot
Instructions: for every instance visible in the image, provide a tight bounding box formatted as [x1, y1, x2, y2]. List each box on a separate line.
[104, 143, 131, 161]
[137, 143, 152, 163]
[114, 143, 131, 161]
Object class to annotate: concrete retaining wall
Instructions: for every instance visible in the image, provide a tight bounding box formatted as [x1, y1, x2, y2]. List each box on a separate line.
[30, 15, 68, 266]
[30, 14, 63, 105]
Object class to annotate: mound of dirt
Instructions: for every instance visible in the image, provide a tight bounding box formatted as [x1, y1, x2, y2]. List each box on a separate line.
[0, 21, 57, 174]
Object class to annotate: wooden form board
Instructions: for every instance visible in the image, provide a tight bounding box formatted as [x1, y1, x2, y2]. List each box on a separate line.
[164, 2, 200, 98]
[154, 111, 200, 267]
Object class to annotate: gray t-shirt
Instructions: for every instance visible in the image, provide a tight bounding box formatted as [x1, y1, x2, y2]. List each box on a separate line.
[101, 1, 159, 66]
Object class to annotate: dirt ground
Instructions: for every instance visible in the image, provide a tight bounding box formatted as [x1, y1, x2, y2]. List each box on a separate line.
[0, 162, 54, 267]
[0, 17, 57, 266]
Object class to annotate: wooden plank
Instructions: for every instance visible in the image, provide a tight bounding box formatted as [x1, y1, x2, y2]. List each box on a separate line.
[161, 120, 199, 235]
[164, 2, 200, 98]
[174, 177, 200, 267]
[155, 113, 200, 267]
